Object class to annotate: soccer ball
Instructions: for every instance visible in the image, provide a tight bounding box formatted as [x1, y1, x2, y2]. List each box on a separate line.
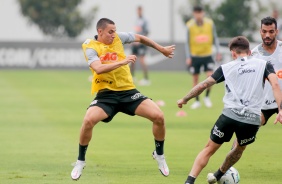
[217, 167, 240, 184]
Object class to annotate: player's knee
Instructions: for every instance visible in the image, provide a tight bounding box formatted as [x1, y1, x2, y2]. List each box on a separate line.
[83, 116, 96, 129]
[152, 111, 164, 126]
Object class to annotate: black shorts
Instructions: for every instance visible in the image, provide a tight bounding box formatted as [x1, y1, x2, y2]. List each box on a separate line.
[210, 114, 259, 146]
[132, 44, 147, 56]
[188, 56, 215, 75]
[261, 108, 279, 125]
[88, 89, 148, 123]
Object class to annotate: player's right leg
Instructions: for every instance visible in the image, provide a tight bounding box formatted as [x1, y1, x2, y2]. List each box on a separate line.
[184, 139, 221, 184]
[190, 74, 201, 109]
[190, 57, 202, 109]
[138, 55, 150, 86]
[71, 106, 108, 180]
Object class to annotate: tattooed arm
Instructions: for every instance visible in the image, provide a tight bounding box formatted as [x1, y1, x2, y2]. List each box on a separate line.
[134, 34, 175, 58]
[177, 76, 217, 108]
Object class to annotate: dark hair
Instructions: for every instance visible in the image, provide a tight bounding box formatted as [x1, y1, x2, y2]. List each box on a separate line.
[193, 5, 203, 12]
[96, 18, 115, 31]
[228, 36, 250, 54]
[261, 16, 277, 29]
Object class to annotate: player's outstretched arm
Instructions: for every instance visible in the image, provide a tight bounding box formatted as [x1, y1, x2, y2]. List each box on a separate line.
[177, 77, 216, 108]
[134, 34, 175, 58]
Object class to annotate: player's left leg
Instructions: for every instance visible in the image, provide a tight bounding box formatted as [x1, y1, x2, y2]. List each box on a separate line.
[135, 99, 169, 176]
[207, 142, 246, 183]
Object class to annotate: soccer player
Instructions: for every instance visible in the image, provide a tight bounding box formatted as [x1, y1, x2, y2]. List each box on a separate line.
[251, 16, 282, 125]
[185, 5, 221, 109]
[70, 18, 175, 180]
[131, 6, 151, 86]
[177, 36, 282, 184]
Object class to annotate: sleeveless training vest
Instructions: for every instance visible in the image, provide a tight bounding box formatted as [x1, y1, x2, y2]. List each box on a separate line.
[186, 17, 214, 56]
[82, 34, 135, 95]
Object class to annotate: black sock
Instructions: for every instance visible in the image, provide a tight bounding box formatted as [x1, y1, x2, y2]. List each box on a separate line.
[214, 168, 225, 181]
[185, 175, 196, 184]
[78, 144, 88, 161]
[206, 89, 210, 97]
[155, 139, 164, 155]
[195, 96, 199, 101]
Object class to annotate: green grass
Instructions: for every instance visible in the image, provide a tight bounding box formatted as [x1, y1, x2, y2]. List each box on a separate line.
[0, 70, 281, 184]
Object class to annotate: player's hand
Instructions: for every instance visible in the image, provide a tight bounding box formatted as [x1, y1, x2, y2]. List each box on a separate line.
[186, 58, 192, 66]
[123, 55, 137, 64]
[177, 99, 187, 108]
[162, 45, 175, 58]
[274, 111, 282, 124]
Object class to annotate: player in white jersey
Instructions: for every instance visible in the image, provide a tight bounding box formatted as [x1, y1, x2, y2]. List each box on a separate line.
[177, 36, 282, 184]
[251, 16, 282, 125]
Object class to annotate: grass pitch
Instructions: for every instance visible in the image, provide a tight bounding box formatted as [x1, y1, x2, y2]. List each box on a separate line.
[0, 70, 281, 184]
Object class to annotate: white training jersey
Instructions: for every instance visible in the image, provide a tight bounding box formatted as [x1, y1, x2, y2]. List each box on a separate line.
[221, 57, 267, 115]
[251, 40, 282, 110]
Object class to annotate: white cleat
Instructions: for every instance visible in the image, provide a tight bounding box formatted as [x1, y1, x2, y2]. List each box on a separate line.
[190, 101, 201, 109]
[204, 97, 212, 108]
[207, 173, 217, 184]
[71, 160, 86, 180]
[152, 151, 169, 177]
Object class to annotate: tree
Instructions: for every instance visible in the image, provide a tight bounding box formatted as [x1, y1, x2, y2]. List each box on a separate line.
[18, 0, 98, 38]
[209, 0, 265, 41]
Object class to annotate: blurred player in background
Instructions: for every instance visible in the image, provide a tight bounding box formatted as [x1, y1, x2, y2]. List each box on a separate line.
[131, 6, 150, 86]
[251, 16, 282, 125]
[185, 5, 221, 109]
[71, 18, 175, 180]
[177, 36, 282, 184]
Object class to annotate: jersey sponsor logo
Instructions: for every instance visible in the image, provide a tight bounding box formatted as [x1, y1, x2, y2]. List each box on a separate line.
[240, 136, 255, 145]
[195, 35, 209, 43]
[100, 52, 118, 63]
[95, 78, 113, 84]
[131, 93, 144, 100]
[265, 99, 276, 105]
[212, 125, 224, 138]
[238, 68, 255, 75]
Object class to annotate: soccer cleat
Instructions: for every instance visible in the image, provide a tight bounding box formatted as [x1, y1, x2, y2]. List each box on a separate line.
[207, 173, 217, 184]
[190, 101, 201, 109]
[71, 160, 86, 180]
[152, 151, 169, 177]
[204, 97, 212, 108]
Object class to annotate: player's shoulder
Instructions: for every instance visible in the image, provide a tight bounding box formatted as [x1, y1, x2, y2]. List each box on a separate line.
[250, 43, 261, 56]
[204, 17, 214, 24]
[249, 56, 265, 63]
[186, 19, 196, 27]
[83, 38, 93, 43]
[277, 40, 282, 48]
